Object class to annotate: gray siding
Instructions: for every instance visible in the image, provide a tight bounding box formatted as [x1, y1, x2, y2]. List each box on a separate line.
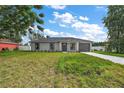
[31, 42, 60, 51]
[54, 43, 60, 51]
[39, 43, 49, 51]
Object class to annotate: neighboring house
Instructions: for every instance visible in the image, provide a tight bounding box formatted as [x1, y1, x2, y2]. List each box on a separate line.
[92, 46, 105, 51]
[30, 37, 92, 52]
[0, 39, 19, 51]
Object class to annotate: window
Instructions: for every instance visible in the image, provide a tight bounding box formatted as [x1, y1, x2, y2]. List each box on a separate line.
[50, 43, 54, 50]
[35, 43, 39, 50]
[70, 43, 75, 50]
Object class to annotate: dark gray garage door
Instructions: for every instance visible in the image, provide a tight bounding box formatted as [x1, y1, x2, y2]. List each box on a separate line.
[79, 43, 90, 52]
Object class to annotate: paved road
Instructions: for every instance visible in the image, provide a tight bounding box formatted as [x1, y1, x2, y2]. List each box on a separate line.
[83, 52, 124, 65]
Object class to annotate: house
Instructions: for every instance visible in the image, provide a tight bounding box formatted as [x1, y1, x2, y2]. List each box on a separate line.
[30, 37, 92, 52]
[0, 39, 19, 51]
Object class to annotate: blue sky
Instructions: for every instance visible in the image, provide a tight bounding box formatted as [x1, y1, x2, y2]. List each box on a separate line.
[31, 5, 108, 42]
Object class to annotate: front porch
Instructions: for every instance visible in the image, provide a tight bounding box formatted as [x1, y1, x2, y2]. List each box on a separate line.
[59, 42, 79, 52]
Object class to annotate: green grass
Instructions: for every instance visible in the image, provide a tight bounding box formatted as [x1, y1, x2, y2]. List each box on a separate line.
[0, 51, 124, 87]
[94, 51, 124, 57]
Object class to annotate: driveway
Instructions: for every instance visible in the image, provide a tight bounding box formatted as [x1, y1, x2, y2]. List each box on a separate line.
[83, 52, 124, 65]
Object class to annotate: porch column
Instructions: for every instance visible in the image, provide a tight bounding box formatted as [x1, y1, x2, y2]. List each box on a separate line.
[90, 43, 92, 52]
[67, 42, 70, 52]
[76, 42, 79, 52]
[59, 42, 62, 51]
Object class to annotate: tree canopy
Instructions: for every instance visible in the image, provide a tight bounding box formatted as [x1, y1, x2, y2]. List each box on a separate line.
[92, 42, 107, 46]
[103, 5, 124, 53]
[0, 5, 44, 42]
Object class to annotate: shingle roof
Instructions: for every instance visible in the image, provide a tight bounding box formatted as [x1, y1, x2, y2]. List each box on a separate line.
[31, 37, 92, 43]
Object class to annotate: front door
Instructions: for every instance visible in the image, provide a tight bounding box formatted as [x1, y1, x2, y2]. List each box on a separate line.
[62, 43, 67, 51]
[35, 43, 40, 51]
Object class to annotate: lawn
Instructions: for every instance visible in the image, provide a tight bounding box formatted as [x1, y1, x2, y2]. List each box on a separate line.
[0, 51, 124, 88]
[94, 51, 124, 57]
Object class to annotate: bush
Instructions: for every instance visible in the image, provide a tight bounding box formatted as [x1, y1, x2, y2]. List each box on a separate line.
[1, 48, 9, 52]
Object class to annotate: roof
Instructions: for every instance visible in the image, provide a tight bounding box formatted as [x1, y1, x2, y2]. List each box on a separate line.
[30, 37, 92, 43]
[0, 41, 18, 44]
[0, 39, 18, 44]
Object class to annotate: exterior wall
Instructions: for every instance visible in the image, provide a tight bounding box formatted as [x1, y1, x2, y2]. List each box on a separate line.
[39, 42, 60, 51]
[67, 42, 78, 52]
[54, 43, 59, 51]
[0, 43, 18, 51]
[31, 41, 92, 52]
[59, 42, 79, 52]
[31, 42, 60, 51]
[39, 43, 49, 51]
[31, 43, 35, 51]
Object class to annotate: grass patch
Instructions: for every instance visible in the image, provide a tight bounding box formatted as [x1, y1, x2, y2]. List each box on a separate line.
[0, 51, 124, 87]
[94, 51, 124, 57]
[56, 53, 124, 87]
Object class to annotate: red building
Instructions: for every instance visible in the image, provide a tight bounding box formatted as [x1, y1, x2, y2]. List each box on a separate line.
[0, 39, 19, 51]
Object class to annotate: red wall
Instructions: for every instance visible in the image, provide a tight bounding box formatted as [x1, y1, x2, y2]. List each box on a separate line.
[0, 43, 18, 51]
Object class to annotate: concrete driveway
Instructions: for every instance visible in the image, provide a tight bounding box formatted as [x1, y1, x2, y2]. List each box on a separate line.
[83, 52, 124, 65]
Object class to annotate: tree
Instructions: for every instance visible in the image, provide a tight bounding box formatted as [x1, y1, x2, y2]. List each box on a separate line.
[92, 42, 107, 46]
[103, 5, 124, 53]
[0, 5, 44, 42]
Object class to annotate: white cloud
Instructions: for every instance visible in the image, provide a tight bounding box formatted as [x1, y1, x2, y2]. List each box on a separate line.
[44, 29, 60, 36]
[44, 29, 76, 37]
[72, 22, 107, 41]
[49, 20, 56, 23]
[53, 12, 77, 24]
[79, 16, 89, 21]
[50, 12, 107, 42]
[59, 24, 67, 27]
[49, 5, 66, 10]
[72, 22, 101, 31]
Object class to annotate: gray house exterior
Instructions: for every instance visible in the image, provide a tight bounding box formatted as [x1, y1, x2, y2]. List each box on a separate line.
[30, 37, 92, 52]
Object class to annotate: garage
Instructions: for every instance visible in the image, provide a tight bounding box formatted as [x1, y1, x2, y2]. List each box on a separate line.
[79, 43, 90, 52]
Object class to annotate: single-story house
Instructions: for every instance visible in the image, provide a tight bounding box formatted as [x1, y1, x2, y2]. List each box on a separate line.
[30, 37, 92, 52]
[0, 39, 19, 51]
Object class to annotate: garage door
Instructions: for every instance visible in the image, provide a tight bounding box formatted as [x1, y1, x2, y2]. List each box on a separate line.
[79, 43, 90, 52]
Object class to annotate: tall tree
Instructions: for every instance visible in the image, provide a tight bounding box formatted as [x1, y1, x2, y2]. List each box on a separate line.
[103, 5, 124, 53]
[0, 5, 44, 42]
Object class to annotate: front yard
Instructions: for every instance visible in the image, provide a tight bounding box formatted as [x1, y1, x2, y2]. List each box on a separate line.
[0, 51, 124, 87]
[94, 51, 124, 57]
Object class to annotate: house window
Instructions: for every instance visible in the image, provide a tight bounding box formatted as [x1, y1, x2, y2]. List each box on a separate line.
[50, 43, 54, 50]
[70, 43, 75, 50]
[35, 43, 39, 50]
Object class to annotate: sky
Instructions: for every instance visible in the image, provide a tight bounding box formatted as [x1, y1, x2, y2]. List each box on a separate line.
[23, 5, 108, 44]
